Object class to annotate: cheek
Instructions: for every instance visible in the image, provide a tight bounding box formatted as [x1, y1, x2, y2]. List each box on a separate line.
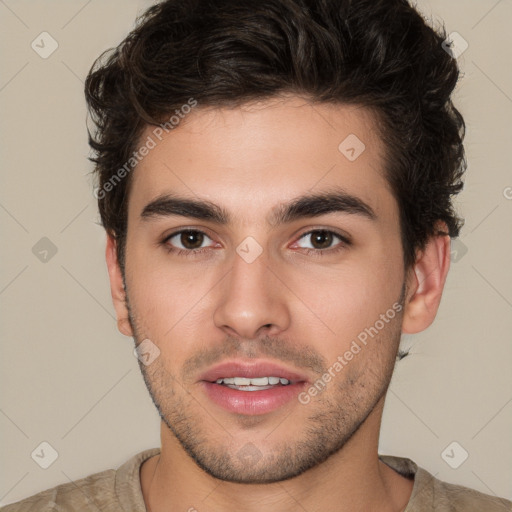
[290, 257, 403, 356]
[125, 248, 216, 344]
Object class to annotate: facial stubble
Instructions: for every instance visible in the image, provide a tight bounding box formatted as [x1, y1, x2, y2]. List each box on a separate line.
[125, 281, 406, 484]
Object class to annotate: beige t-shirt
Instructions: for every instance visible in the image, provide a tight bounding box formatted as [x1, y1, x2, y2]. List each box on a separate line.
[1, 448, 510, 511]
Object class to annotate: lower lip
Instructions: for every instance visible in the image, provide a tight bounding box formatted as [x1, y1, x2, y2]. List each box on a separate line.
[201, 381, 306, 415]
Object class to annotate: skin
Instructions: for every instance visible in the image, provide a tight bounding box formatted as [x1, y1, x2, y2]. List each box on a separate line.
[106, 95, 451, 512]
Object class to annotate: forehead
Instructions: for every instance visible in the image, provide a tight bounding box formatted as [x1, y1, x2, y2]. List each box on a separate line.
[128, 96, 395, 226]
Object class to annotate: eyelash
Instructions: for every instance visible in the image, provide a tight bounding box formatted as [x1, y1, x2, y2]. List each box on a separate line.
[161, 229, 351, 258]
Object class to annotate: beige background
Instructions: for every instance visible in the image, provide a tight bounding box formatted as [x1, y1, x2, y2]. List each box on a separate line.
[1, 0, 511, 506]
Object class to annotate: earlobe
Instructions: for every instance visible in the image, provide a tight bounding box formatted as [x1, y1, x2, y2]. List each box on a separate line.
[402, 223, 451, 334]
[105, 234, 133, 337]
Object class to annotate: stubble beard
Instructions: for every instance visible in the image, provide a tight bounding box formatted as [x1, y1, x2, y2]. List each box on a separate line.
[125, 285, 405, 484]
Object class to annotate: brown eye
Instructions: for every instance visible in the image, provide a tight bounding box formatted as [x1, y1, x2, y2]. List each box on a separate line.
[309, 230, 334, 249]
[297, 229, 342, 251]
[164, 230, 213, 252]
[179, 230, 205, 249]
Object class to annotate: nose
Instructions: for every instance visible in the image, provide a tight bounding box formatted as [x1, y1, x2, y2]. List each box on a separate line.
[213, 246, 291, 340]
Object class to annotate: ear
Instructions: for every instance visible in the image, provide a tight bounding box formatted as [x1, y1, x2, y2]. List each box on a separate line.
[402, 222, 451, 334]
[105, 234, 133, 337]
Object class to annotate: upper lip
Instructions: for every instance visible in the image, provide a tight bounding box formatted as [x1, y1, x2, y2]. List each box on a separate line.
[199, 360, 309, 384]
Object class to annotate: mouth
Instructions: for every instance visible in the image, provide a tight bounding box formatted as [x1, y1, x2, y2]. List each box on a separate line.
[199, 360, 309, 415]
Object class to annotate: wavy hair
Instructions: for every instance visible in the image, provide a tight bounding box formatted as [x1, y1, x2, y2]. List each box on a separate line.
[85, 0, 466, 270]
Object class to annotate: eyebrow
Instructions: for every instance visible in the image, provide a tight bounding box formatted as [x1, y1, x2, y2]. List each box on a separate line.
[140, 187, 376, 226]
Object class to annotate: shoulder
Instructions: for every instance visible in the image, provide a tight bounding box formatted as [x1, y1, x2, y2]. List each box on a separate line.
[0, 448, 160, 512]
[0, 468, 116, 512]
[380, 455, 512, 512]
[418, 471, 512, 512]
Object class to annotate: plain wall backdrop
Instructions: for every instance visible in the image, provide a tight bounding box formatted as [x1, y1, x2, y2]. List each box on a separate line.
[1, 0, 511, 506]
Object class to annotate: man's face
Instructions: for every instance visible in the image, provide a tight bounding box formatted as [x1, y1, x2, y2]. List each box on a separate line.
[122, 96, 406, 483]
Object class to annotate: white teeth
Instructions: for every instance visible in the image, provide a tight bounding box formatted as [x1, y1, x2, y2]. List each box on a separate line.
[234, 377, 252, 386]
[248, 377, 269, 386]
[227, 385, 275, 391]
[214, 376, 291, 386]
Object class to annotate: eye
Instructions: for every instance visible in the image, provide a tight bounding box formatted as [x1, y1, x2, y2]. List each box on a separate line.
[294, 229, 350, 255]
[161, 228, 350, 258]
[162, 229, 215, 256]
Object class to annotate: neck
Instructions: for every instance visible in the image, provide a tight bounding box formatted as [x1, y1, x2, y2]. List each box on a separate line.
[140, 401, 413, 512]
